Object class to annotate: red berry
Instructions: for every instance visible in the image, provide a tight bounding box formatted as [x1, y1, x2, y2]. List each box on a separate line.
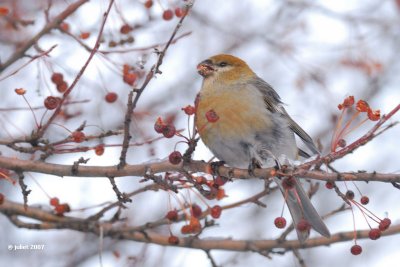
[168, 235, 179, 245]
[360, 196, 369, 205]
[0, 193, 4, 204]
[72, 131, 85, 143]
[169, 151, 182, 165]
[274, 217, 287, 229]
[51, 72, 64, 85]
[154, 117, 165, 133]
[162, 9, 174, 21]
[337, 139, 346, 148]
[55, 203, 70, 215]
[205, 109, 219, 123]
[60, 22, 70, 32]
[95, 144, 105, 156]
[210, 205, 222, 219]
[14, 88, 26, 95]
[120, 24, 133, 34]
[182, 105, 195, 115]
[181, 224, 192, 234]
[174, 7, 184, 17]
[296, 219, 311, 232]
[379, 218, 391, 231]
[166, 210, 178, 221]
[368, 228, 381, 240]
[123, 72, 137, 86]
[79, 32, 90, 39]
[50, 197, 59, 206]
[282, 176, 296, 190]
[325, 181, 334, 189]
[162, 124, 176, 138]
[144, 0, 153, 8]
[105, 92, 118, 103]
[44, 96, 61, 110]
[191, 204, 202, 218]
[0, 7, 10, 16]
[350, 244, 362, 255]
[345, 190, 354, 200]
[56, 81, 68, 93]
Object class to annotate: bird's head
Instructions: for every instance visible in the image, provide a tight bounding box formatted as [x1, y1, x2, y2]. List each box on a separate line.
[197, 54, 255, 83]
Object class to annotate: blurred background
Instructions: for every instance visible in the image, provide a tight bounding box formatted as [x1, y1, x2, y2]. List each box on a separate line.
[0, 0, 399, 266]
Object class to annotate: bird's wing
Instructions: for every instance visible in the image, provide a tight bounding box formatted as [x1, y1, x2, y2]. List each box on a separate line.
[251, 77, 319, 156]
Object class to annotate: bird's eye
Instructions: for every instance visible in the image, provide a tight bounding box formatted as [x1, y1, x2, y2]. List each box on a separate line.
[218, 62, 228, 67]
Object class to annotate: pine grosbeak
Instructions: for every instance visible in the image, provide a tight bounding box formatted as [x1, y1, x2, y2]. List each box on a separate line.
[195, 54, 330, 242]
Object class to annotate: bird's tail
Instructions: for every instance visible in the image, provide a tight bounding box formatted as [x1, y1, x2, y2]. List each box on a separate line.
[273, 177, 330, 243]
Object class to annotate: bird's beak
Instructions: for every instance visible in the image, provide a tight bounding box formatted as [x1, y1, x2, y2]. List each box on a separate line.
[197, 59, 214, 77]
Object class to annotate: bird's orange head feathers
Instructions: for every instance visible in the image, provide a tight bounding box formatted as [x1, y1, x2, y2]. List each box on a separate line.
[197, 54, 255, 83]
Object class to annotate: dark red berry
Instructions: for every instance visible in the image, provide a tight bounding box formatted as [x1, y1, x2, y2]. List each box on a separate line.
[191, 204, 202, 218]
[144, 0, 153, 8]
[360, 196, 369, 205]
[181, 224, 192, 234]
[325, 181, 334, 189]
[44, 96, 61, 110]
[166, 210, 178, 221]
[95, 144, 105, 156]
[174, 7, 184, 17]
[169, 151, 182, 165]
[337, 139, 346, 148]
[56, 81, 68, 93]
[368, 228, 381, 240]
[210, 205, 222, 219]
[154, 117, 165, 133]
[51, 72, 64, 85]
[0, 193, 4, 204]
[55, 203, 70, 215]
[350, 244, 362, 255]
[123, 72, 137, 86]
[274, 217, 287, 229]
[162, 124, 176, 138]
[120, 24, 133, 34]
[379, 218, 391, 231]
[105, 92, 118, 103]
[72, 131, 85, 143]
[214, 176, 228, 186]
[162, 9, 174, 21]
[296, 219, 311, 232]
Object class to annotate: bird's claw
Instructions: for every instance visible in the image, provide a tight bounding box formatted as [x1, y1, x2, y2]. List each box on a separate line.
[210, 161, 225, 176]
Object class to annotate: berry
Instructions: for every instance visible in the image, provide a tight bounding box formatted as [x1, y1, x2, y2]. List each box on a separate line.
[162, 124, 176, 138]
[181, 224, 192, 234]
[169, 151, 182, 165]
[216, 188, 226, 200]
[51, 72, 64, 85]
[191, 204, 202, 218]
[120, 24, 133, 34]
[0, 7, 10, 16]
[56, 81, 68, 93]
[210, 205, 222, 219]
[162, 9, 174, 21]
[356, 100, 369, 112]
[350, 244, 362, 255]
[174, 7, 185, 17]
[182, 105, 195, 115]
[144, 0, 153, 8]
[325, 181, 334, 189]
[105, 92, 118, 103]
[379, 218, 391, 231]
[345, 190, 354, 200]
[94, 144, 105, 156]
[44, 96, 61, 110]
[296, 219, 311, 232]
[55, 203, 70, 215]
[154, 117, 165, 133]
[360, 196, 369, 205]
[79, 32, 90, 39]
[282, 176, 296, 190]
[168, 235, 179, 245]
[166, 210, 178, 221]
[123, 72, 137, 86]
[368, 228, 381, 240]
[0, 193, 4, 204]
[14, 88, 26, 95]
[189, 217, 201, 233]
[205, 109, 219, 123]
[72, 131, 85, 143]
[337, 139, 346, 148]
[60, 22, 70, 32]
[50, 197, 59, 206]
[274, 217, 287, 229]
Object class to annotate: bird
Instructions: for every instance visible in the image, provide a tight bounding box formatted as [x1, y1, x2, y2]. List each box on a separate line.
[194, 54, 330, 242]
